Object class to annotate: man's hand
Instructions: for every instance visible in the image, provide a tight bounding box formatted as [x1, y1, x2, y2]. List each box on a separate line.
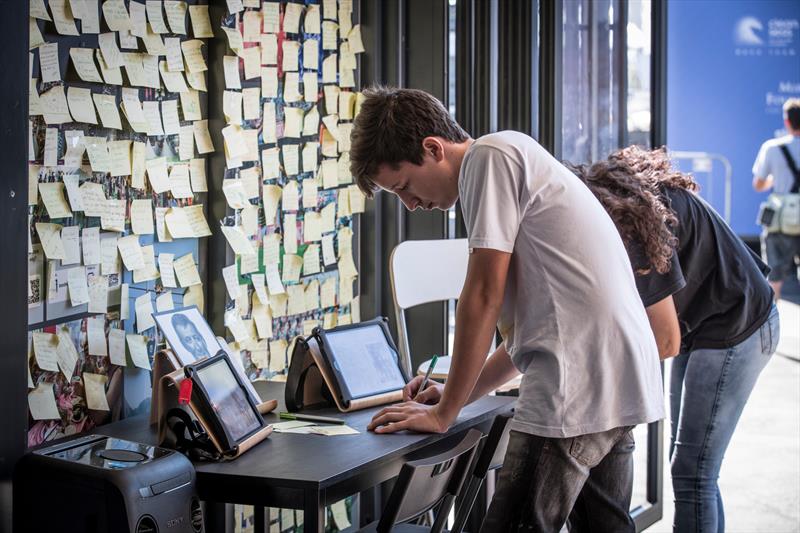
[367, 402, 451, 434]
[403, 376, 444, 403]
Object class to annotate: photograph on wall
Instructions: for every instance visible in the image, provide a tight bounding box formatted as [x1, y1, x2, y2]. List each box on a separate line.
[153, 306, 223, 365]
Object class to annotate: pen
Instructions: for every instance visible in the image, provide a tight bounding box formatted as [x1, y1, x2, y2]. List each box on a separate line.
[279, 412, 346, 425]
[414, 354, 439, 402]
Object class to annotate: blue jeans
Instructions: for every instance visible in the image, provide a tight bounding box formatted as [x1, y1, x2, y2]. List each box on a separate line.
[669, 305, 780, 532]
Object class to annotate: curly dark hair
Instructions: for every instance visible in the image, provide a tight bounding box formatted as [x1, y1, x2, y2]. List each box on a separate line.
[566, 146, 698, 275]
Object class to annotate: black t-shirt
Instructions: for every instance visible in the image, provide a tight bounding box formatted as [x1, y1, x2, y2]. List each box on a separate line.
[633, 187, 773, 352]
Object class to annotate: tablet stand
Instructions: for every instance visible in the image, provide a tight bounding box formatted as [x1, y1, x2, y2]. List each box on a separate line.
[285, 335, 403, 413]
[151, 349, 276, 460]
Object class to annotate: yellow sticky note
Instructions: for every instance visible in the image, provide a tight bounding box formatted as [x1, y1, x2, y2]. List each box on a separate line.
[83, 373, 110, 411]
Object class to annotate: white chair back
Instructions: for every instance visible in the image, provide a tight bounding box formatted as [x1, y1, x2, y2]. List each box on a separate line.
[390, 239, 469, 375]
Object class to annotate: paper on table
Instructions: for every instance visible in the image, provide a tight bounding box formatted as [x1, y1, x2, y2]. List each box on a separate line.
[109, 328, 127, 366]
[173, 253, 201, 286]
[87, 316, 108, 356]
[28, 384, 61, 420]
[313, 425, 360, 436]
[127, 333, 151, 368]
[117, 235, 145, 271]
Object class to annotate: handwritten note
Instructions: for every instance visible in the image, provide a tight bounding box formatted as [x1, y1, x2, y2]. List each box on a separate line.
[127, 333, 151, 368]
[117, 234, 145, 270]
[83, 373, 110, 411]
[173, 253, 201, 286]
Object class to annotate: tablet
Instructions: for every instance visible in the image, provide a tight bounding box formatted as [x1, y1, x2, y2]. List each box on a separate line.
[184, 353, 266, 453]
[316, 319, 410, 403]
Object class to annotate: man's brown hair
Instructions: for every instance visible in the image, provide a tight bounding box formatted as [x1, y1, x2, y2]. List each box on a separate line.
[784, 98, 800, 130]
[349, 86, 469, 197]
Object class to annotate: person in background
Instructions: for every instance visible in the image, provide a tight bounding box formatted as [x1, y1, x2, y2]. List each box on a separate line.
[352, 86, 664, 532]
[569, 146, 779, 532]
[753, 98, 800, 301]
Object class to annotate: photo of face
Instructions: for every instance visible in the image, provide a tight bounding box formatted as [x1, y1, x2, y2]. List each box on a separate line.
[153, 306, 223, 366]
[171, 313, 211, 360]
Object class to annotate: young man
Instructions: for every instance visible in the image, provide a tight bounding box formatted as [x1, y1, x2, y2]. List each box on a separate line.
[353, 87, 664, 531]
[753, 97, 800, 301]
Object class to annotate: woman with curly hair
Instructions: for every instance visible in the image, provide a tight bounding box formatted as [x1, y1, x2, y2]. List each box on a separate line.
[569, 146, 779, 532]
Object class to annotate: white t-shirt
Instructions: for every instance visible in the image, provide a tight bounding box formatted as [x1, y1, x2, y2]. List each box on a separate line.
[459, 131, 665, 438]
[752, 135, 800, 194]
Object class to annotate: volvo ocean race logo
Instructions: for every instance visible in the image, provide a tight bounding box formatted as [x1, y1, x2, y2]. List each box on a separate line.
[734, 15, 798, 56]
[736, 16, 764, 45]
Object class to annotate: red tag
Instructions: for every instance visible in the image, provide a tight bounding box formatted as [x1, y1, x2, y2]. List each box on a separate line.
[179, 379, 193, 405]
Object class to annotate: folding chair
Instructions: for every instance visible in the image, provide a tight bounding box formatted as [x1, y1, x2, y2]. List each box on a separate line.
[358, 429, 483, 533]
[389, 239, 469, 378]
[450, 412, 514, 533]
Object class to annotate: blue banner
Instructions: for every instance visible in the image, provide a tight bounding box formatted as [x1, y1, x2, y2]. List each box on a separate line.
[667, 0, 800, 236]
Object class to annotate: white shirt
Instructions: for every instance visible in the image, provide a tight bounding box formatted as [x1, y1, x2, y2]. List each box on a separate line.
[459, 131, 665, 438]
[753, 135, 800, 194]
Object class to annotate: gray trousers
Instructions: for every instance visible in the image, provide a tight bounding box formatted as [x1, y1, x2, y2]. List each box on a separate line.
[480, 426, 636, 533]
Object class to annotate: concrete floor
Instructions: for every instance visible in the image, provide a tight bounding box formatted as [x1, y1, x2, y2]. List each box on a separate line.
[634, 300, 800, 532]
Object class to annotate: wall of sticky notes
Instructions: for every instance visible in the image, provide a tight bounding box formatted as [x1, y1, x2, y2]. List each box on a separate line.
[27, 0, 214, 445]
[215, 0, 366, 385]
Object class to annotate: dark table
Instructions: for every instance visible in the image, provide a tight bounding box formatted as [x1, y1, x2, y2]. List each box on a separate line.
[102, 381, 515, 533]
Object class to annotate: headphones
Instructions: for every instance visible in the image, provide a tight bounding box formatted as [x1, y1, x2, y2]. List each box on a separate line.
[164, 408, 222, 462]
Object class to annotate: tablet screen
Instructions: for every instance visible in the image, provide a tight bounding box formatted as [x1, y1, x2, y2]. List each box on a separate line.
[196, 358, 262, 442]
[325, 324, 407, 399]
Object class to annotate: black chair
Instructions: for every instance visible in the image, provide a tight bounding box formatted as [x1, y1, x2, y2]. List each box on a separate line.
[450, 411, 514, 533]
[358, 429, 483, 533]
